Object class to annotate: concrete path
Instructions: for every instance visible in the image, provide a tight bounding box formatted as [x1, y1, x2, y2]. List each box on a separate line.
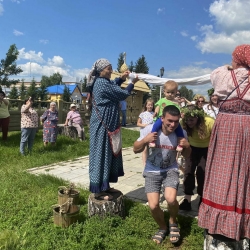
[28, 142, 199, 218]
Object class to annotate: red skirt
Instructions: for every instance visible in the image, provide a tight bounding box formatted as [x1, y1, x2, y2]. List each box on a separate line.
[198, 99, 250, 241]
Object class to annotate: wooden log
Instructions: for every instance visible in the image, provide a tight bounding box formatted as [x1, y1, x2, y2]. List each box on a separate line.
[88, 191, 125, 218]
[57, 124, 78, 139]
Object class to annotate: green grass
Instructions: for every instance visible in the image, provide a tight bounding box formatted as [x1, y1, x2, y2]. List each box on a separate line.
[0, 128, 203, 249]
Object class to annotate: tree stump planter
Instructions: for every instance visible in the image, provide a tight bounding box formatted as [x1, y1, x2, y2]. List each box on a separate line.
[58, 185, 80, 205]
[88, 190, 125, 218]
[57, 124, 78, 140]
[53, 198, 80, 228]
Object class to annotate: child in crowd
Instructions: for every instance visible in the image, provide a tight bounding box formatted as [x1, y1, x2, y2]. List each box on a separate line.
[137, 98, 155, 166]
[150, 80, 184, 151]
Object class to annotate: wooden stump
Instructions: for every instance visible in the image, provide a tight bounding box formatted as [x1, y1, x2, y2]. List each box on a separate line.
[88, 191, 125, 218]
[57, 124, 78, 140]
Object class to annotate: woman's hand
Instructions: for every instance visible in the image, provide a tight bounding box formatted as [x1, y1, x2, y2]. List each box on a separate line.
[132, 75, 139, 84]
[121, 71, 130, 80]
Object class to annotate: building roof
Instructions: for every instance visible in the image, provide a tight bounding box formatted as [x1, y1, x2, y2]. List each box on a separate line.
[46, 84, 79, 94]
[110, 72, 150, 93]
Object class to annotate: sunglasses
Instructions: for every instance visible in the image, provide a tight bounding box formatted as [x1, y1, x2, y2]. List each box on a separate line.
[198, 100, 204, 103]
[176, 94, 181, 97]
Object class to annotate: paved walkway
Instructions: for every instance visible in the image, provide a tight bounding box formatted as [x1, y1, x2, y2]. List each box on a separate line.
[28, 126, 199, 218]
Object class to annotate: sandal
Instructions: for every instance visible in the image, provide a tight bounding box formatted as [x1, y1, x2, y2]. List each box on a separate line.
[94, 192, 113, 201]
[152, 229, 167, 244]
[169, 223, 180, 244]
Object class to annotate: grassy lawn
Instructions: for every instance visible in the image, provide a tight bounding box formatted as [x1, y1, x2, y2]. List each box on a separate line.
[0, 128, 204, 249]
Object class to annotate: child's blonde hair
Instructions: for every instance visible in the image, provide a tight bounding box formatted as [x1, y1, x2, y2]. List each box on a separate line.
[142, 98, 155, 112]
[163, 80, 178, 90]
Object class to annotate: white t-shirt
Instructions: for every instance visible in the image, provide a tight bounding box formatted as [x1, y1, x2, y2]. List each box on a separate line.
[203, 104, 218, 119]
[137, 124, 187, 173]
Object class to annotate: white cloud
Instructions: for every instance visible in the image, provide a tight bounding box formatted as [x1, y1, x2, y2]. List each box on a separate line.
[13, 29, 24, 36]
[18, 48, 45, 64]
[180, 31, 188, 37]
[48, 56, 67, 68]
[196, 0, 250, 54]
[157, 8, 165, 14]
[0, 3, 3, 16]
[39, 39, 49, 44]
[190, 36, 197, 41]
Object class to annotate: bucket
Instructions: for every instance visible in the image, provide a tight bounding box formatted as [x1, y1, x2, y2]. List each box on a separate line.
[58, 186, 80, 205]
[53, 204, 80, 228]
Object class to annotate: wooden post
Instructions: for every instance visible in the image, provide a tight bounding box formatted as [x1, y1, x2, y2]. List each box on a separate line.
[58, 99, 63, 124]
[88, 190, 125, 218]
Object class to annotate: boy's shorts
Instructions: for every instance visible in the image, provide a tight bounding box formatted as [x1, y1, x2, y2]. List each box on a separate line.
[143, 169, 179, 193]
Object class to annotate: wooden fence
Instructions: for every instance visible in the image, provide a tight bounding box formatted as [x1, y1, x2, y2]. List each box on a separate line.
[5, 98, 141, 132]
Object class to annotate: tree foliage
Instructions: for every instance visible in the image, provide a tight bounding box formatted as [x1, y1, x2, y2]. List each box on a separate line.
[19, 79, 27, 100]
[8, 85, 19, 99]
[128, 61, 134, 72]
[117, 53, 124, 72]
[27, 78, 38, 100]
[0, 44, 23, 87]
[134, 55, 149, 74]
[62, 85, 71, 102]
[81, 76, 87, 92]
[38, 81, 48, 101]
[179, 86, 194, 101]
[40, 73, 63, 87]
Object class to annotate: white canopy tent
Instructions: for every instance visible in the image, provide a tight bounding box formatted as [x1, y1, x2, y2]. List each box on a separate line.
[133, 73, 211, 86]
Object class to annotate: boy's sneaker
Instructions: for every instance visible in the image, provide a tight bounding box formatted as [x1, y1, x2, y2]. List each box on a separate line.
[149, 142, 156, 148]
[179, 199, 191, 211]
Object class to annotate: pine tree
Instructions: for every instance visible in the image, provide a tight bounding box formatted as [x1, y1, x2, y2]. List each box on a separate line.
[38, 82, 48, 101]
[81, 76, 87, 92]
[128, 61, 134, 72]
[62, 85, 71, 102]
[8, 85, 19, 99]
[0, 44, 23, 87]
[117, 53, 124, 72]
[134, 55, 149, 73]
[27, 78, 38, 100]
[19, 79, 27, 100]
[40, 75, 51, 87]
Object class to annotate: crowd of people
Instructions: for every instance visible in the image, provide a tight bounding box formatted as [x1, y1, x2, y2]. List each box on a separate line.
[0, 44, 249, 248]
[0, 93, 85, 155]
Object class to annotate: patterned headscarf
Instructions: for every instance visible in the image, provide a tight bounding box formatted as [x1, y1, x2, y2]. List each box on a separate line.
[232, 44, 250, 70]
[87, 58, 111, 88]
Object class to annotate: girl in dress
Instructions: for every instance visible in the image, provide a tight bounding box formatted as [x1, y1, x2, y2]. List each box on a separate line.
[137, 98, 155, 166]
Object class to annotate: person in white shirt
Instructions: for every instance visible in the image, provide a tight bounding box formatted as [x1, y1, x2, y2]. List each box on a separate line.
[133, 105, 191, 245]
[203, 91, 219, 119]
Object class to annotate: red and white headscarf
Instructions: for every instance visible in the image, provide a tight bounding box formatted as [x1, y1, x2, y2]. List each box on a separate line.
[232, 44, 250, 70]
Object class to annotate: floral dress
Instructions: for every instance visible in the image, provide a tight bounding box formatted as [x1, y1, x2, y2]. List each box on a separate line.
[41, 110, 59, 142]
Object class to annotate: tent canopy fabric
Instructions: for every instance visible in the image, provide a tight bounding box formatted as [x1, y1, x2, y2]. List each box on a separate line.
[136, 73, 211, 86]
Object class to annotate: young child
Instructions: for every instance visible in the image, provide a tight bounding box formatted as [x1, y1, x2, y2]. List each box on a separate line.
[137, 98, 155, 166]
[150, 80, 184, 151]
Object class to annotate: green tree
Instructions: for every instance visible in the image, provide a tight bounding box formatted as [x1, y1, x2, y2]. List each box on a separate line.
[27, 78, 38, 100]
[0, 44, 23, 87]
[134, 55, 149, 74]
[179, 86, 194, 101]
[50, 72, 63, 85]
[150, 86, 161, 103]
[134, 55, 150, 104]
[81, 76, 87, 92]
[62, 85, 71, 102]
[128, 61, 134, 72]
[19, 79, 27, 100]
[8, 85, 19, 99]
[117, 53, 124, 72]
[38, 82, 48, 101]
[40, 75, 51, 87]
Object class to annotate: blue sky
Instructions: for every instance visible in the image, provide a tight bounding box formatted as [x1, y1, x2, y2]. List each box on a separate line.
[0, 0, 250, 98]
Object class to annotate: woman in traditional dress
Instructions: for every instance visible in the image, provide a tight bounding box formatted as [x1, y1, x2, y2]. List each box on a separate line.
[41, 102, 59, 146]
[87, 58, 138, 200]
[198, 44, 250, 249]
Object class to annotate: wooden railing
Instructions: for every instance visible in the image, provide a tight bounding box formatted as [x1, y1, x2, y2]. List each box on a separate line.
[7, 99, 90, 132]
